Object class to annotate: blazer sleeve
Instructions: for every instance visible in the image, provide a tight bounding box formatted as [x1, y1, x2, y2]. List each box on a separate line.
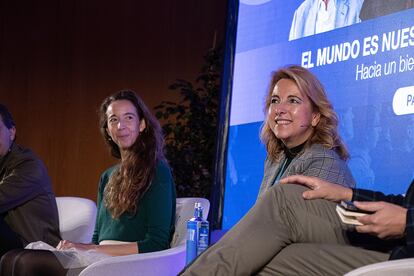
[287, 145, 356, 188]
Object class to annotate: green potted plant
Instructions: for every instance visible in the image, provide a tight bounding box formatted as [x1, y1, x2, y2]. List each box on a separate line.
[155, 47, 222, 198]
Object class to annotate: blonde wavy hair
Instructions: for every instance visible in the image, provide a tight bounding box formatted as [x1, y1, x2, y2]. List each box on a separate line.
[100, 90, 166, 219]
[260, 65, 349, 162]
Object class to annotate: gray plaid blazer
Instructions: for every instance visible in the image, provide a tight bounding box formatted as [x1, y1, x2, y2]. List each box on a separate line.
[257, 143, 356, 198]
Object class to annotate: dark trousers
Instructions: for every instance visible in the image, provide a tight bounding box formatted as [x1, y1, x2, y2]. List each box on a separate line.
[0, 249, 68, 276]
[0, 216, 23, 258]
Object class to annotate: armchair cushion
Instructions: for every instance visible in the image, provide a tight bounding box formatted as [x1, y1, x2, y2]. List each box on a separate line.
[345, 258, 414, 276]
[56, 197, 97, 243]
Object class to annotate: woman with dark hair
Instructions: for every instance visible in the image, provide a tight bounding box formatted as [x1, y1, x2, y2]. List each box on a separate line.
[0, 90, 176, 275]
[258, 65, 354, 198]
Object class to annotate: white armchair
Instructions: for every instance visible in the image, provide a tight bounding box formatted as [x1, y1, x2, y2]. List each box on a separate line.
[56, 196, 97, 243]
[345, 258, 414, 276]
[79, 197, 210, 276]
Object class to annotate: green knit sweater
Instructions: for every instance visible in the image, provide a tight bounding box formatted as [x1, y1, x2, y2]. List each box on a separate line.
[92, 160, 176, 253]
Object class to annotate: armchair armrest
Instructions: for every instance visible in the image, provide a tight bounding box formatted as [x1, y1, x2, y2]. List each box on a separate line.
[345, 258, 414, 276]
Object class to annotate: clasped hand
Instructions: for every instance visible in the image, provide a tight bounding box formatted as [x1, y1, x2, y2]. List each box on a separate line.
[56, 240, 97, 251]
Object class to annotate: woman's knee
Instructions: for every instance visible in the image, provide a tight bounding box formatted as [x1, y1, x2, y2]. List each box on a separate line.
[267, 183, 308, 206]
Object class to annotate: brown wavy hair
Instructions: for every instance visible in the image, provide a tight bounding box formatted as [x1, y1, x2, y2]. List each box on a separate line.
[100, 90, 166, 218]
[260, 65, 349, 162]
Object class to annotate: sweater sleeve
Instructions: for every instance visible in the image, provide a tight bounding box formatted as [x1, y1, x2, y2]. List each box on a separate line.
[405, 207, 414, 247]
[92, 171, 109, 244]
[352, 188, 405, 206]
[353, 181, 414, 249]
[137, 162, 176, 253]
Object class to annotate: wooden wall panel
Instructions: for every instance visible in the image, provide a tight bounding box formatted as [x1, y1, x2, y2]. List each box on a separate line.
[0, 0, 227, 201]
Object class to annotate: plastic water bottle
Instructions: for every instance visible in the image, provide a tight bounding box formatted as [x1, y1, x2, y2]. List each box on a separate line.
[185, 202, 209, 264]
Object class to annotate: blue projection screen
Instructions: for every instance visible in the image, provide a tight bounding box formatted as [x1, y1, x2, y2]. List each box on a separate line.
[222, 0, 414, 229]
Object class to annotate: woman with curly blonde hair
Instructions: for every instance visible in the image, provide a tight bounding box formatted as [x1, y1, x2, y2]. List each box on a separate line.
[257, 65, 354, 197]
[180, 66, 363, 276]
[0, 90, 176, 275]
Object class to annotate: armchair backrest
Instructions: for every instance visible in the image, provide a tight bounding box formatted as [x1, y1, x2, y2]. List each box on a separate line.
[56, 196, 97, 243]
[171, 197, 210, 247]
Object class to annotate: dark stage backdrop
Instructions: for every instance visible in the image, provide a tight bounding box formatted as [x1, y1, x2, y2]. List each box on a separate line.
[220, 0, 414, 229]
[0, 0, 227, 201]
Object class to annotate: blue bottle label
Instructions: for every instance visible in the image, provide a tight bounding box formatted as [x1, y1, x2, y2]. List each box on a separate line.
[185, 220, 209, 264]
[186, 221, 198, 264]
[197, 223, 209, 255]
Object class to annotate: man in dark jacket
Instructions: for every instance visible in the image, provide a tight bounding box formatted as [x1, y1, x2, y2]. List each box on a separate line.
[0, 104, 60, 257]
